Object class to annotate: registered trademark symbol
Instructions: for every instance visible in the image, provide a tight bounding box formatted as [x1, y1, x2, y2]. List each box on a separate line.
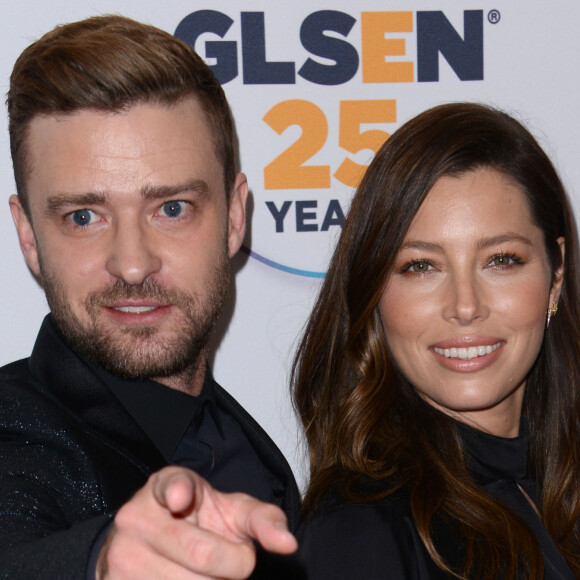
[488, 10, 501, 24]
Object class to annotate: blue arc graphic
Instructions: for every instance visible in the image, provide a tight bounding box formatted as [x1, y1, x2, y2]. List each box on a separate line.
[241, 245, 326, 278]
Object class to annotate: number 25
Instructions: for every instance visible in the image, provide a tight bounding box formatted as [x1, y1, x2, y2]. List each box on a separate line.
[263, 99, 396, 190]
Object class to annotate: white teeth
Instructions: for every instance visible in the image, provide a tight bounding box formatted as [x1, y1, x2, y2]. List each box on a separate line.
[434, 342, 501, 360]
[114, 306, 158, 314]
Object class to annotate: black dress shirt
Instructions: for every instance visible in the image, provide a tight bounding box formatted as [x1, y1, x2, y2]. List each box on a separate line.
[90, 362, 277, 504]
[85, 361, 281, 578]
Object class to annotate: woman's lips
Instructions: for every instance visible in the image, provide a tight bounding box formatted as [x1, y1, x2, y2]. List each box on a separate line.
[430, 339, 504, 372]
[433, 341, 502, 360]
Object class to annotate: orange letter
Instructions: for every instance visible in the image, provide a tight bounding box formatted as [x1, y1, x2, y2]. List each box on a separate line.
[362, 12, 413, 83]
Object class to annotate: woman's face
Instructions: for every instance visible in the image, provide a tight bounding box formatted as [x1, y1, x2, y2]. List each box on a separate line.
[379, 168, 564, 437]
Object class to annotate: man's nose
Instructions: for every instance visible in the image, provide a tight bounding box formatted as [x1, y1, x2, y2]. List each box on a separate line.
[105, 221, 162, 285]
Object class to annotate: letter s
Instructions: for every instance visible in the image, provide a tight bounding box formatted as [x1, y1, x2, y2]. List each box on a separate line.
[298, 11, 359, 85]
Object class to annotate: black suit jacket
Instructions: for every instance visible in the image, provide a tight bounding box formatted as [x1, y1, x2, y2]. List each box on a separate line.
[0, 316, 300, 578]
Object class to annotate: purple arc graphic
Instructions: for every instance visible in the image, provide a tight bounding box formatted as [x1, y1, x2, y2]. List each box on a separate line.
[241, 245, 326, 278]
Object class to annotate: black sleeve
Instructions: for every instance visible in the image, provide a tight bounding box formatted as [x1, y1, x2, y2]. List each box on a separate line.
[0, 514, 112, 579]
[291, 501, 438, 580]
[0, 439, 113, 579]
[0, 380, 113, 578]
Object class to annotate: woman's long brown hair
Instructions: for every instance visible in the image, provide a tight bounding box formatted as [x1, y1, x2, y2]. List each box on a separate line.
[292, 103, 580, 579]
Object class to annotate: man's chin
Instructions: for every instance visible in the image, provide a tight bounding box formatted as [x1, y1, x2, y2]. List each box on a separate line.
[108, 323, 162, 340]
[81, 336, 204, 382]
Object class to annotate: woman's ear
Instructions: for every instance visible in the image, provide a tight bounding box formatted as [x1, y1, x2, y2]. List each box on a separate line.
[549, 236, 565, 304]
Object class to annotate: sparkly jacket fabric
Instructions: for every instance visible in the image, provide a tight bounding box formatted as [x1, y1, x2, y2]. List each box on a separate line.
[0, 316, 300, 578]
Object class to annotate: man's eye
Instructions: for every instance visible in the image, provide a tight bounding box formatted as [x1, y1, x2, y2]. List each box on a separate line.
[70, 209, 97, 226]
[161, 201, 186, 218]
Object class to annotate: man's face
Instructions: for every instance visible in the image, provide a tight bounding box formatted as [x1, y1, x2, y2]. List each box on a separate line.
[10, 98, 247, 394]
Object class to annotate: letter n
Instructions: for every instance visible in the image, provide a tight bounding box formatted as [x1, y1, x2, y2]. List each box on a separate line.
[417, 10, 483, 82]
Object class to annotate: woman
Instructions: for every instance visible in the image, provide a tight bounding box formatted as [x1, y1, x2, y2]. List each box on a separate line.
[292, 103, 580, 579]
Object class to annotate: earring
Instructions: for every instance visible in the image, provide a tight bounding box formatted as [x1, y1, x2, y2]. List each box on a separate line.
[546, 301, 559, 329]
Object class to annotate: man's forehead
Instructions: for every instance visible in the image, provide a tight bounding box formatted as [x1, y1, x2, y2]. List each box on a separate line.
[24, 99, 225, 208]
[29, 96, 207, 136]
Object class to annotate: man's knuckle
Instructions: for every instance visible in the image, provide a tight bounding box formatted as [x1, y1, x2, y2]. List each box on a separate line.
[260, 503, 281, 518]
[236, 543, 257, 578]
[114, 503, 140, 531]
[185, 537, 221, 571]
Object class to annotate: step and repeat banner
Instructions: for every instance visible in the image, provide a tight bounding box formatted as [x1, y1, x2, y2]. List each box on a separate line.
[1, 1, 579, 486]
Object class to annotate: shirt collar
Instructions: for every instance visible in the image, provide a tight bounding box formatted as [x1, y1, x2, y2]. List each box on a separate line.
[457, 418, 529, 482]
[87, 361, 221, 460]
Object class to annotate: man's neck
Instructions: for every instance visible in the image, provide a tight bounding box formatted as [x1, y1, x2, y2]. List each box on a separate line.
[153, 353, 207, 397]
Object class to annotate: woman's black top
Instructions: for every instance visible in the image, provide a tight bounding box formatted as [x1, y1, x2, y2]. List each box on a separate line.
[292, 421, 576, 579]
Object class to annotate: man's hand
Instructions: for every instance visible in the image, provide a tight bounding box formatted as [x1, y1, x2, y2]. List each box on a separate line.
[96, 466, 297, 579]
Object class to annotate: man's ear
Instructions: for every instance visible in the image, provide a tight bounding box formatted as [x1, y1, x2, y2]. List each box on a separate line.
[550, 236, 565, 305]
[227, 173, 248, 258]
[9, 194, 41, 277]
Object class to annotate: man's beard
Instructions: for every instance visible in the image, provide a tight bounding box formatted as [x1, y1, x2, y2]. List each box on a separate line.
[39, 253, 230, 383]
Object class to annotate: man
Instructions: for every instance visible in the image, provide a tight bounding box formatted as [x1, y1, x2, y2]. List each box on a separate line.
[1, 15, 299, 579]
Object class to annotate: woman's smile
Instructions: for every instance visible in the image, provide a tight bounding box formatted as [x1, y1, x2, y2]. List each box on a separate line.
[432, 341, 502, 360]
[379, 168, 564, 436]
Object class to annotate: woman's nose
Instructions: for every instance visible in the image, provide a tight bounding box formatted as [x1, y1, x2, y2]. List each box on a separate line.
[442, 270, 489, 325]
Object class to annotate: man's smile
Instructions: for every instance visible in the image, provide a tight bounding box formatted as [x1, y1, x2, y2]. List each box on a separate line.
[113, 305, 160, 314]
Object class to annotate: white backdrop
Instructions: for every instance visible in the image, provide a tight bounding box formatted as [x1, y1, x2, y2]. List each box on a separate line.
[1, 1, 579, 489]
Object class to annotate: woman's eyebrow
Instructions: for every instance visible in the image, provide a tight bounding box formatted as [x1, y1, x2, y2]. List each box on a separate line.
[399, 241, 444, 252]
[399, 234, 533, 253]
[476, 233, 532, 250]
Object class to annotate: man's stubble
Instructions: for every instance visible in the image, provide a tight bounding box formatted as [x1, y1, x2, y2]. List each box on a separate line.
[39, 245, 230, 386]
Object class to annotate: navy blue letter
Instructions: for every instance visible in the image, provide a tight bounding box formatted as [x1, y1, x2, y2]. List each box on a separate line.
[175, 10, 238, 84]
[296, 201, 318, 232]
[298, 11, 359, 86]
[320, 199, 345, 231]
[241, 12, 295, 84]
[266, 201, 292, 233]
[417, 10, 483, 82]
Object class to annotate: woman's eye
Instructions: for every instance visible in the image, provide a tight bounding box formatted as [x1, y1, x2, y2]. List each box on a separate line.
[489, 253, 519, 267]
[70, 208, 97, 226]
[161, 200, 186, 218]
[406, 260, 433, 273]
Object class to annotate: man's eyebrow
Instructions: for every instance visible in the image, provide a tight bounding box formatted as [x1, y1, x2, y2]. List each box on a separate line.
[44, 180, 211, 214]
[46, 192, 109, 213]
[141, 179, 210, 201]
